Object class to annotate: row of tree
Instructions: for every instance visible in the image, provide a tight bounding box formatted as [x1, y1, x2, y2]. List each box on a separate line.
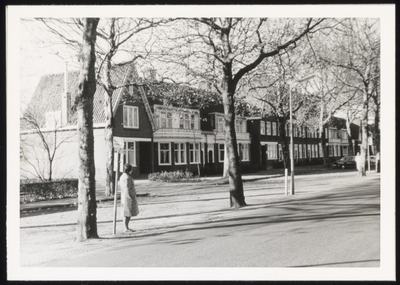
[22, 17, 380, 241]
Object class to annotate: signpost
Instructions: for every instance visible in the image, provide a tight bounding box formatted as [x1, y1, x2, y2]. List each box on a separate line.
[113, 137, 125, 235]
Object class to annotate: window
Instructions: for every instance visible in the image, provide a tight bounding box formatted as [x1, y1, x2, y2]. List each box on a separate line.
[260, 121, 265, 135]
[126, 142, 136, 166]
[158, 111, 172, 129]
[239, 144, 249, 161]
[218, 144, 225, 162]
[267, 143, 277, 160]
[328, 145, 333, 156]
[266, 121, 271, 135]
[272, 122, 277, 136]
[174, 143, 186, 164]
[123, 106, 139, 128]
[308, 144, 312, 159]
[294, 145, 298, 160]
[190, 114, 195, 130]
[217, 116, 224, 133]
[279, 144, 283, 161]
[299, 144, 303, 158]
[46, 111, 61, 129]
[208, 144, 214, 163]
[189, 143, 200, 163]
[342, 130, 348, 140]
[319, 143, 323, 157]
[159, 143, 171, 165]
[235, 120, 242, 133]
[343, 146, 348, 156]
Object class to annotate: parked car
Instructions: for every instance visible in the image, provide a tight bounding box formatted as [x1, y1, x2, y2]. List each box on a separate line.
[331, 156, 356, 169]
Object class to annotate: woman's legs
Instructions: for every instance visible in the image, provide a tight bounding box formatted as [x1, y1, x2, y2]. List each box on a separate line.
[124, 217, 131, 230]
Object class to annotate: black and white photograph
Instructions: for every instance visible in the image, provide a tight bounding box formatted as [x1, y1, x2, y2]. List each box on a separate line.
[6, 4, 395, 281]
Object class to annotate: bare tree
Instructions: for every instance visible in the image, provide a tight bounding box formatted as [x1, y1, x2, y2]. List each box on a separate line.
[153, 18, 325, 207]
[310, 18, 380, 176]
[20, 110, 76, 181]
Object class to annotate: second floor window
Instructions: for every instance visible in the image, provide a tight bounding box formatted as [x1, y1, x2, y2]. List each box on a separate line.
[217, 116, 224, 133]
[235, 120, 243, 133]
[159, 111, 172, 129]
[272, 122, 277, 136]
[179, 112, 199, 130]
[266, 121, 271, 135]
[123, 105, 139, 128]
[260, 121, 265, 135]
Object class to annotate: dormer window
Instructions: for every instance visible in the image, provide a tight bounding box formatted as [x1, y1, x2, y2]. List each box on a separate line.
[123, 105, 139, 129]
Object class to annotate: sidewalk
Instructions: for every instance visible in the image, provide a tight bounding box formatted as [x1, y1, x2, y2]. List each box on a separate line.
[20, 170, 377, 212]
[19, 174, 283, 212]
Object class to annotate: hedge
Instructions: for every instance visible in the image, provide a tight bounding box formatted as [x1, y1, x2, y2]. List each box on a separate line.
[20, 179, 78, 204]
[148, 170, 200, 183]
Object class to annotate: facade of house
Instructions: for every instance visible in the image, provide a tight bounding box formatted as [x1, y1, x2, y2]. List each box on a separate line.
[247, 116, 362, 169]
[20, 62, 252, 183]
[21, 62, 368, 183]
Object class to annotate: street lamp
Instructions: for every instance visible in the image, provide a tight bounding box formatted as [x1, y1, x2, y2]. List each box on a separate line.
[289, 74, 315, 195]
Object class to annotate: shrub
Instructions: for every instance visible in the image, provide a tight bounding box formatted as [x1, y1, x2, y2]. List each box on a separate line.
[20, 179, 78, 204]
[148, 170, 199, 182]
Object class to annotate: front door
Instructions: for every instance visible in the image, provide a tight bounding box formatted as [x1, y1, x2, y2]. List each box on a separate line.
[139, 142, 152, 175]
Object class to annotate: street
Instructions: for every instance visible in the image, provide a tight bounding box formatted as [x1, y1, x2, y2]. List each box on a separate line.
[19, 172, 380, 270]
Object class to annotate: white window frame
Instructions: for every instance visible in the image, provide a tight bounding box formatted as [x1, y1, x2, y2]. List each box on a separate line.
[189, 143, 200, 164]
[266, 143, 277, 160]
[123, 105, 139, 129]
[159, 143, 171, 165]
[260, 121, 265, 135]
[174, 143, 186, 165]
[125, 141, 137, 167]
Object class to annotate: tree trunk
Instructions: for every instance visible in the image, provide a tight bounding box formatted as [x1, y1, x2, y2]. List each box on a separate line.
[103, 43, 116, 196]
[222, 90, 246, 208]
[373, 105, 380, 172]
[104, 89, 115, 196]
[75, 18, 99, 242]
[320, 126, 330, 167]
[345, 117, 354, 156]
[359, 92, 368, 177]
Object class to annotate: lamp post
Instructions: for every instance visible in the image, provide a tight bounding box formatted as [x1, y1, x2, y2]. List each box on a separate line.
[289, 74, 315, 195]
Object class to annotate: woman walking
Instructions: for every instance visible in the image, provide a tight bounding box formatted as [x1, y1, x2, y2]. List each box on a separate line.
[119, 164, 139, 232]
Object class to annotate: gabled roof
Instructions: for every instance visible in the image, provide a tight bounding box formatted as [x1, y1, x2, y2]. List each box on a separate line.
[22, 62, 137, 130]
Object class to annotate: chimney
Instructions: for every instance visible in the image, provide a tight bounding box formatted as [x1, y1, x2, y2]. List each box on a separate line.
[62, 61, 70, 126]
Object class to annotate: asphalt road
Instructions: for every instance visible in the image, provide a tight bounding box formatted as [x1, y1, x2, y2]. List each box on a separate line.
[42, 174, 380, 268]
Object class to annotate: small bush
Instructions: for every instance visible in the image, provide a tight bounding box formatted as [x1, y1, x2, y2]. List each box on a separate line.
[20, 179, 78, 204]
[148, 170, 199, 182]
